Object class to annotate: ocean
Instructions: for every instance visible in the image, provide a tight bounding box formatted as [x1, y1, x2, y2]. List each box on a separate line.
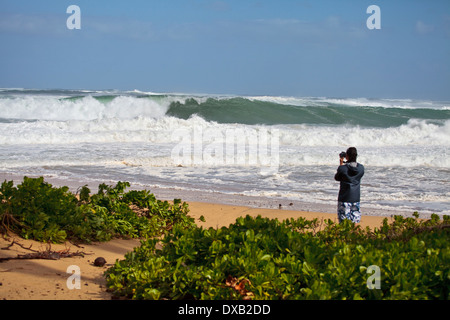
[0, 88, 449, 217]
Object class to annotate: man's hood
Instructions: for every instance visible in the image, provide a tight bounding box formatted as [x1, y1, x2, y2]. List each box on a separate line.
[346, 162, 364, 176]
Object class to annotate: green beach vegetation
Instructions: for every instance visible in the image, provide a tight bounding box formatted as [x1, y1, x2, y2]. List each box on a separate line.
[105, 214, 449, 300]
[1, 177, 449, 300]
[0, 176, 195, 243]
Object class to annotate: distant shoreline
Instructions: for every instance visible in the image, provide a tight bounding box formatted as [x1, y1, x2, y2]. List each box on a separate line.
[0, 172, 428, 219]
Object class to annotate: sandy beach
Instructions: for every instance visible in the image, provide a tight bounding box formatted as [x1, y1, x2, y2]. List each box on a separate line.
[0, 200, 388, 300]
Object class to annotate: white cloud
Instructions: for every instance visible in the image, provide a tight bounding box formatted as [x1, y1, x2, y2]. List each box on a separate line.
[207, 1, 230, 12]
[0, 12, 158, 41]
[88, 18, 157, 41]
[415, 20, 434, 35]
[0, 12, 367, 45]
[443, 15, 450, 37]
[190, 0, 231, 12]
[0, 13, 64, 36]
[237, 17, 366, 44]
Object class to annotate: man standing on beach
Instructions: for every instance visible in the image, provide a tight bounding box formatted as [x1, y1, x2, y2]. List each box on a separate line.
[334, 147, 364, 223]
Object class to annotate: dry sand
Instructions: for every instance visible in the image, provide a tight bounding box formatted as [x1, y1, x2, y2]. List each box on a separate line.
[0, 201, 388, 300]
[0, 236, 141, 300]
[187, 201, 387, 230]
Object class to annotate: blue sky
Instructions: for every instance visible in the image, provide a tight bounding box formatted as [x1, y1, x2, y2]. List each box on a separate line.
[1, 0, 449, 99]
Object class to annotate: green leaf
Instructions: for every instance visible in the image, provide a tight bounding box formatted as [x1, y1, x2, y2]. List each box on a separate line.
[260, 254, 271, 261]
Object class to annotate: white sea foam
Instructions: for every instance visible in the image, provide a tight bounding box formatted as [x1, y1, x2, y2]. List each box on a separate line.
[279, 119, 450, 147]
[249, 95, 449, 110]
[0, 115, 448, 168]
[0, 95, 171, 121]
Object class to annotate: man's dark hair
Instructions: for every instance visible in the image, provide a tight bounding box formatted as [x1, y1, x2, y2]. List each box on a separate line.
[346, 147, 358, 162]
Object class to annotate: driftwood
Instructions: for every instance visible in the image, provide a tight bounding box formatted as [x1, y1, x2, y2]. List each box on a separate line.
[0, 239, 88, 263]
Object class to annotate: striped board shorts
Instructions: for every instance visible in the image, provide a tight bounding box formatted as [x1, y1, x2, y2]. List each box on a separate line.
[337, 201, 361, 223]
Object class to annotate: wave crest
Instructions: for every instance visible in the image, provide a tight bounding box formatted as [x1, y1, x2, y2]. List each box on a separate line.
[1, 92, 449, 126]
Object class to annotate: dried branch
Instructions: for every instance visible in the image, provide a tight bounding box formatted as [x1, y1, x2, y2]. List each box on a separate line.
[0, 239, 89, 263]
